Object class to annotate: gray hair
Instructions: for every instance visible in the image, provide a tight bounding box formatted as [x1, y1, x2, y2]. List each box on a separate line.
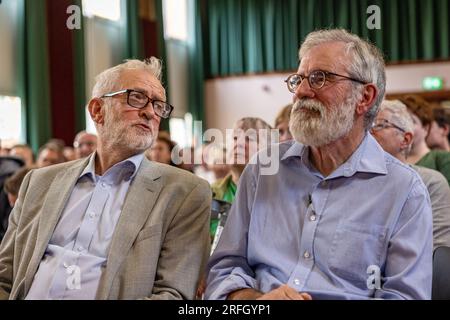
[235, 117, 272, 131]
[91, 57, 164, 98]
[379, 100, 414, 133]
[234, 117, 273, 146]
[299, 29, 386, 130]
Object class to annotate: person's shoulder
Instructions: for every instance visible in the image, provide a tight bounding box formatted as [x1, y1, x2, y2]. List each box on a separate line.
[431, 150, 450, 164]
[413, 165, 449, 188]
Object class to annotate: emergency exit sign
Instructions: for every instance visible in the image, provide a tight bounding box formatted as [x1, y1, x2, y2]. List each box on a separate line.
[423, 77, 444, 91]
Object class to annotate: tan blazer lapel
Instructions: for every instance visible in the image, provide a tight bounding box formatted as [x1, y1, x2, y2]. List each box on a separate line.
[23, 159, 90, 293]
[96, 160, 163, 299]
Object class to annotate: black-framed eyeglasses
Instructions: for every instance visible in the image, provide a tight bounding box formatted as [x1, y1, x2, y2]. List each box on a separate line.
[371, 119, 405, 133]
[101, 89, 174, 119]
[284, 70, 368, 93]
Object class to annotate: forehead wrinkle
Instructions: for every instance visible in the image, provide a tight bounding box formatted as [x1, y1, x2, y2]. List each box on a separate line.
[298, 42, 350, 75]
[120, 71, 166, 101]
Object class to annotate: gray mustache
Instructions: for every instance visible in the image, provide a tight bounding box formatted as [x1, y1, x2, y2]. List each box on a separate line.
[293, 99, 324, 114]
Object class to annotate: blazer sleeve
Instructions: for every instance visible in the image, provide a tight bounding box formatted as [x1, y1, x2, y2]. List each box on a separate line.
[0, 169, 33, 300]
[147, 178, 212, 300]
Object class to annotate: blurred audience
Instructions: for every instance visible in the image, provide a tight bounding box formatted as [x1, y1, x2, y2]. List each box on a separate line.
[178, 146, 196, 173]
[63, 146, 76, 161]
[0, 155, 24, 242]
[205, 144, 229, 182]
[9, 144, 34, 167]
[275, 104, 293, 143]
[193, 144, 216, 184]
[3, 166, 33, 208]
[427, 106, 450, 152]
[399, 95, 450, 185]
[145, 134, 176, 166]
[371, 100, 450, 249]
[210, 117, 271, 237]
[73, 131, 97, 159]
[36, 143, 65, 168]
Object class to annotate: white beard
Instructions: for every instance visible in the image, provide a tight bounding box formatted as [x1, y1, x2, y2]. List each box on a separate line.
[101, 108, 155, 153]
[289, 95, 356, 147]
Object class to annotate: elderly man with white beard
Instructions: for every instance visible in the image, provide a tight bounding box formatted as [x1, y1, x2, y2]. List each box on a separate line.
[0, 58, 211, 300]
[205, 29, 433, 300]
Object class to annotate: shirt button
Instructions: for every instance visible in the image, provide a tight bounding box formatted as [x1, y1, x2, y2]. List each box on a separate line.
[309, 213, 316, 221]
[303, 251, 311, 259]
[322, 180, 327, 187]
[294, 278, 301, 286]
[63, 262, 69, 268]
[77, 246, 84, 252]
[89, 211, 95, 218]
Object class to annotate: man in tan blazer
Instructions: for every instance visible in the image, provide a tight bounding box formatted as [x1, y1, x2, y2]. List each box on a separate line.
[0, 58, 211, 300]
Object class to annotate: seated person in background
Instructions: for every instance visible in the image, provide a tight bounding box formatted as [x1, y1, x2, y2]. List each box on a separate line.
[192, 144, 215, 184]
[275, 104, 293, 142]
[145, 134, 177, 166]
[196, 118, 271, 299]
[205, 29, 432, 300]
[73, 131, 98, 159]
[63, 147, 76, 162]
[3, 166, 34, 207]
[36, 142, 65, 168]
[210, 117, 272, 238]
[9, 144, 34, 167]
[0, 156, 24, 243]
[0, 58, 211, 300]
[427, 106, 450, 152]
[205, 145, 229, 182]
[178, 146, 195, 173]
[399, 95, 450, 185]
[371, 99, 450, 250]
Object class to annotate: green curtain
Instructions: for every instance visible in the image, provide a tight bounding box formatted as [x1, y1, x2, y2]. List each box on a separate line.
[123, 0, 144, 60]
[187, 0, 205, 123]
[203, 0, 450, 78]
[155, 0, 170, 131]
[73, 0, 86, 132]
[20, 0, 52, 153]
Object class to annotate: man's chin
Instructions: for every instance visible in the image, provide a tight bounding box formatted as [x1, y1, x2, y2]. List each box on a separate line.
[291, 129, 331, 147]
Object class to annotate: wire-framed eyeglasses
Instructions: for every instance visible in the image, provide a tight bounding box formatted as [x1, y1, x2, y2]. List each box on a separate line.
[371, 119, 406, 133]
[284, 70, 367, 93]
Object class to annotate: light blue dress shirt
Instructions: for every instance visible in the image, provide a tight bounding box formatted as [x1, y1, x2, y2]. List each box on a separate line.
[205, 134, 433, 300]
[26, 152, 144, 299]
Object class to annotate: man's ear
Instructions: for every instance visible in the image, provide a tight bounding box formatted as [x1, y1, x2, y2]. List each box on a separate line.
[356, 84, 378, 116]
[401, 131, 413, 151]
[443, 124, 450, 137]
[88, 98, 105, 125]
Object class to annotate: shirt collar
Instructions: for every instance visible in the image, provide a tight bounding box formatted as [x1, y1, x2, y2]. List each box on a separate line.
[281, 133, 388, 178]
[79, 152, 144, 184]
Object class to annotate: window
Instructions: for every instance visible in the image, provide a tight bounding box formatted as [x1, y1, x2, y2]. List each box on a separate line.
[83, 0, 124, 131]
[163, 0, 188, 41]
[82, 0, 121, 21]
[169, 113, 193, 148]
[0, 96, 23, 148]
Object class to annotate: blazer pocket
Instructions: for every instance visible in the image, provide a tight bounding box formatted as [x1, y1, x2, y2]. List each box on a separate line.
[135, 224, 162, 243]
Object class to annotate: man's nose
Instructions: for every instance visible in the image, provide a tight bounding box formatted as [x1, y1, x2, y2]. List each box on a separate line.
[294, 78, 315, 101]
[139, 104, 157, 120]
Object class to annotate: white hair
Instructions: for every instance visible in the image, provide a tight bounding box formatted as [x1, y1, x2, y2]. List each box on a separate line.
[299, 29, 386, 130]
[91, 57, 164, 98]
[379, 100, 414, 133]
